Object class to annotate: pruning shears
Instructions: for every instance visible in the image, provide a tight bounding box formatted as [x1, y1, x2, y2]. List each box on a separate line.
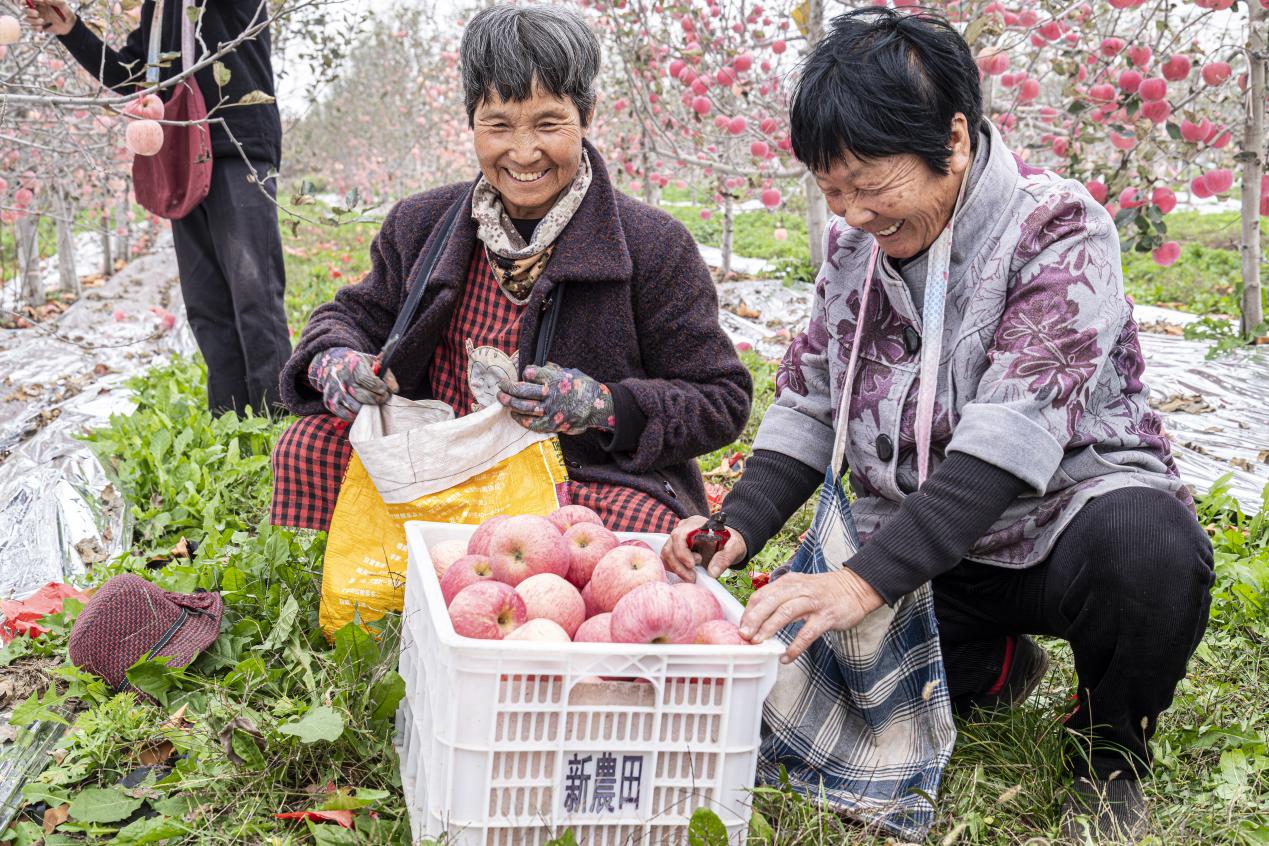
[686, 511, 731, 572]
[26, 0, 68, 24]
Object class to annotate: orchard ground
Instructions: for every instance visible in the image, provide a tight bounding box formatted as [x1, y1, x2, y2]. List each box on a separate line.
[0, 206, 1266, 846]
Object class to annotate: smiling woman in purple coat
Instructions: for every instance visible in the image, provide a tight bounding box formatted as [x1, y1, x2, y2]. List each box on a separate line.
[662, 9, 1213, 840]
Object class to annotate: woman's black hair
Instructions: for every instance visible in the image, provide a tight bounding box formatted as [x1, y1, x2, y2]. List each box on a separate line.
[789, 8, 982, 174]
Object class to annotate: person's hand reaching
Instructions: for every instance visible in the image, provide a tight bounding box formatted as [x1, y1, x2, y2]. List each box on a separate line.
[307, 347, 398, 422]
[497, 363, 616, 435]
[22, 0, 75, 36]
[660, 515, 749, 583]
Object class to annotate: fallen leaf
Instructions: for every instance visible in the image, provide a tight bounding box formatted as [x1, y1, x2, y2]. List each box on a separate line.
[1258, 449, 1269, 464]
[305, 781, 338, 795]
[43, 803, 69, 833]
[0, 724, 18, 743]
[169, 538, 190, 559]
[137, 739, 174, 766]
[1151, 393, 1215, 414]
[162, 704, 189, 729]
[74, 537, 107, 566]
[274, 809, 354, 828]
[734, 302, 762, 319]
[1231, 457, 1254, 472]
[1254, 336, 1269, 346]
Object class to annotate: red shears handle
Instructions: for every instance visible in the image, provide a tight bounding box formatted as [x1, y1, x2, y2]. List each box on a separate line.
[26, 0, 68, 24]
[686, 512, 731, 571]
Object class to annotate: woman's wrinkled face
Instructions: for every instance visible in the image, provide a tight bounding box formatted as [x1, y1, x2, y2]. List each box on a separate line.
[813, 114, 973, 260]
[472, 83, 586, 220]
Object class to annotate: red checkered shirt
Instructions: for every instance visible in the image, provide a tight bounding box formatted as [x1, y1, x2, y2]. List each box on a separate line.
[271, 248, 678, 534]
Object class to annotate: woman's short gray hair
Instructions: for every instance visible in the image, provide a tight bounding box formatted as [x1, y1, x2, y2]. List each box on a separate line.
[460, 4, 601, 127]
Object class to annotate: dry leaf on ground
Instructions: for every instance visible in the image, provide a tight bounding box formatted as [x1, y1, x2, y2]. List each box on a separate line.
[1152, 393, 1215, 414]
[43, 803, 69, 834]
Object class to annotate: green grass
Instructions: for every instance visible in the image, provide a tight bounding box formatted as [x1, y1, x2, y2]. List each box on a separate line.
[2, 210, 1267, 845]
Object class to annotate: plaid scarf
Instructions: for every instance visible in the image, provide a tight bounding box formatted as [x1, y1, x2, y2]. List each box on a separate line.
[470, 150, 593, 304]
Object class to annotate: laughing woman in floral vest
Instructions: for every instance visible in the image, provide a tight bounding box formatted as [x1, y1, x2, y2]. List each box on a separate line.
[270, 5, 749, 535]
[664, 9, 1212, 840]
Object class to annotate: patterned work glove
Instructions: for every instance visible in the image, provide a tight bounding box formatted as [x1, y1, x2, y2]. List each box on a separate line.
[308, 347, 399, 422]
[497, 363, 617, 435]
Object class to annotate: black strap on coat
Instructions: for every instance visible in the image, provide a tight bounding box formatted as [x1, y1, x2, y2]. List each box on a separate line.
[378, 182, 475, 373]
[377, 179, 567, 376]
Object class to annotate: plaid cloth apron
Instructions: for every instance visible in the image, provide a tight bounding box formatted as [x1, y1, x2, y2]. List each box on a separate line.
[271, 249, 678, 534]
[756, 213, 964, 839]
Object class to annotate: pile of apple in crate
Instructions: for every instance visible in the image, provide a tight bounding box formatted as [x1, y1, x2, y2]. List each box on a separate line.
[432, 506, 747, 647]
[396, 505, 783, 846]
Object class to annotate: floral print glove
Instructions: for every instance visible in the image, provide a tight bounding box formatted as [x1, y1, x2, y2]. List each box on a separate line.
[497, 363, 617, 435]
[308, 347, 398, 422]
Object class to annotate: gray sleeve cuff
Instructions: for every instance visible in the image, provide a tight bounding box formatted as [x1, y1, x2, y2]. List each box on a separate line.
[751, 403, 836, 474]
[945, 402, 1063, 495]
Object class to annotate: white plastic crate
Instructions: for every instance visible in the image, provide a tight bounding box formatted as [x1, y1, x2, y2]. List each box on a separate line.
[395, 520, 783, 846]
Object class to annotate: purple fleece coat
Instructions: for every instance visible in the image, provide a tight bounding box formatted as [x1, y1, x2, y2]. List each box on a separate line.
[279, 141, 751, 518]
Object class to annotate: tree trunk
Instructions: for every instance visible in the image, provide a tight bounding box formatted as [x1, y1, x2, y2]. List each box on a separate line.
[1240, 0, 1265, 339]
[16, 214, 43, 308]
[113, 194, 130, 268]
[640, 128, 657, 206]
[100, 210, 113, 278]
[804, 172, 827, 268]
[55, 188, 79, 298]
[721, 188, 735, 280]
[801, 0, 828, 270]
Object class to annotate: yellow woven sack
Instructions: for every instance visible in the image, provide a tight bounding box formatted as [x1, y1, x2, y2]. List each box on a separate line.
[319, 396, 568, 638]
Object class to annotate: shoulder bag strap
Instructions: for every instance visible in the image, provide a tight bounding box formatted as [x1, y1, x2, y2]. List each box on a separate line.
[143, 0, 165, 85]
[378, 182, 476, 372]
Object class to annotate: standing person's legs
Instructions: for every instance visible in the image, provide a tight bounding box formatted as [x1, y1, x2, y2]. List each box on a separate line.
[170, 198, 250, 414]
[933, 485, 1213, 778]
[197, 157, 291, 413]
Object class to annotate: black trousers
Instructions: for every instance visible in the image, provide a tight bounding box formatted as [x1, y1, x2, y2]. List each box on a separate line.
[170, 156, 290, 415]
[933, 486, 1214, 780]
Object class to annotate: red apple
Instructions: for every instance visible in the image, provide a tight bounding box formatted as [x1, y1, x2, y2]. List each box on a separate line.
[1201, 62, 1231, 87]
[1085, 180, 1108, 204]
[448, 582, 527, 640]
[504, 618, 571, 642]
[1190, 174, 1214, 199]
[673, 583, 724, 631]
[1137, 77, 1167, 102]
[760, 188, 781, 209]
[467, 515, 510, 556]
[1161, 54, 1191, 82]
[1152, 241, 1181, 267]
[516, 573, 586, 637]
[440, 554, 495, 605]
[694, 619, 748, 645]
[590, 545, 667, 613]
[0, 15, 20, 46]
[1205, 168, 1234, 195]
[1140, 100, 1171, 124]
[487, 515, 569, 586]
[619, 539, 654, 551]
[428, 539, 468, 579]
[1151, 187, 1177, 215]
[1117, 70, 1142, 93]
[548, 505, 603, 533]
[561, 522, 619, 588]
[574, 613, 613, 643]
[581, 581, 601, 618]
[611, 582, 694, 645]
[125, 120, 164, 156]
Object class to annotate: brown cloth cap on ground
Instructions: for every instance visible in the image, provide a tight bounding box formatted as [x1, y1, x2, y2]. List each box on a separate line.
[68, 573, 223, 690]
